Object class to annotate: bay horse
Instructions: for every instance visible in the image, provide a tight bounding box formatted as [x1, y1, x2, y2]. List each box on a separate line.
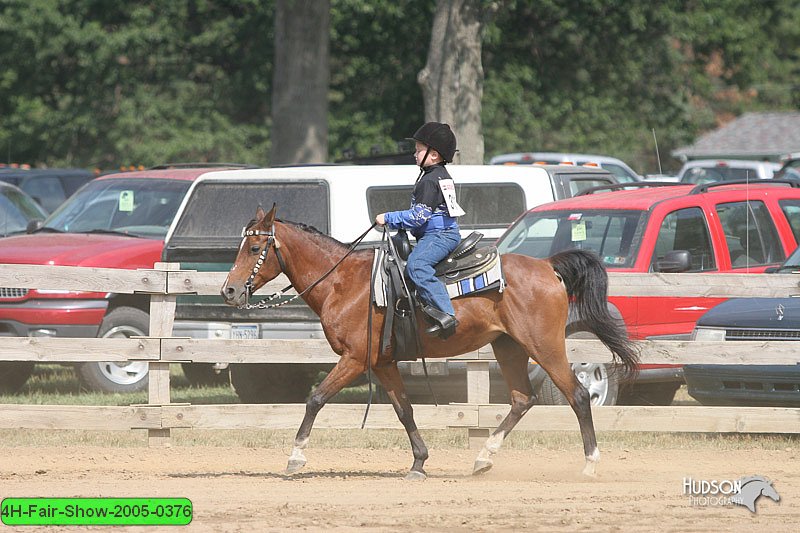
[221, 205, 638, 480]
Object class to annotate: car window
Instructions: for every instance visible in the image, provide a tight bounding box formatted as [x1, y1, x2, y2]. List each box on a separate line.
[779, 199, 800, 245]
[21, 176, 66, 213]
[367, 183, 526, 230]
[600, 163, 636, 183]
[171, 181, 330, 246]
[715, 201, 785, 268]
[650, 207, 715, 272]
[497, 209, 645, 268]
[567, 178, 616, 196]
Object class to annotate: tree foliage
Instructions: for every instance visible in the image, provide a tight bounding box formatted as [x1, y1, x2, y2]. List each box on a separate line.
[0, 0, 798, 173]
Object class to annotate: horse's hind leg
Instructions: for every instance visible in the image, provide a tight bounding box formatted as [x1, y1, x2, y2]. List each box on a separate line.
[534, 337, 599, 477]
[287, 357, 365, 474]
[371, 364, 429, 481]
[473, 335, 537, 475]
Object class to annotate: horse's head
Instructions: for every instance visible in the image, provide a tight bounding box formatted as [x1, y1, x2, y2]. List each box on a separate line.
[220, 204, 284, 307]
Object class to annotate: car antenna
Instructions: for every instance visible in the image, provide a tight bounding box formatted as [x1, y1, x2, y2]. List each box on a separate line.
[652, 128, 663, 175]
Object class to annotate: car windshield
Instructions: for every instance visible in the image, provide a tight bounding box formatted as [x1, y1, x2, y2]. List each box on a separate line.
[43, 178, 192, 238]
[497, 209, 646, 268]
[0, 187, 48, 236]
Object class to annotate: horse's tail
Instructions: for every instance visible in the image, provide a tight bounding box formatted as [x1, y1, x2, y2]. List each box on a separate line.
[549, 249, 639, 379]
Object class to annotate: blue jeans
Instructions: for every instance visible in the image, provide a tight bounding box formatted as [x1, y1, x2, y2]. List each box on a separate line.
[407, 227, 461, 316]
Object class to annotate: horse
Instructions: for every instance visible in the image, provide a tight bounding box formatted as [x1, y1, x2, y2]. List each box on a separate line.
[731, 476, 781, 513]
[220, 204, 638, 480]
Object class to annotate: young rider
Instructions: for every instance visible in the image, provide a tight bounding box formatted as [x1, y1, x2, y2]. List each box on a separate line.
[375, 122, 464, 338]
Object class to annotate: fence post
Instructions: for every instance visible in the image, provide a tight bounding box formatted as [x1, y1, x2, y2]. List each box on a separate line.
[466, 360, 491, 448]
[147, 262, 178, 447]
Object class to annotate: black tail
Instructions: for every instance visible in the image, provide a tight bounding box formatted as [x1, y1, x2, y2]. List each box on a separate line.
[549, 249, 639, 379]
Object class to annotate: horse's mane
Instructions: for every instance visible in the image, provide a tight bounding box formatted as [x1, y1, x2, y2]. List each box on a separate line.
[277, 218, 374, 256]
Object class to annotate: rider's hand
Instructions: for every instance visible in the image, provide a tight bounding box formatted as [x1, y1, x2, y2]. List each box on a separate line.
[375, 213, 386, 225]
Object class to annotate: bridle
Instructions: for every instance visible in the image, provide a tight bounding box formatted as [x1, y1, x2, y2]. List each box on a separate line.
[237, 220, 377, 310]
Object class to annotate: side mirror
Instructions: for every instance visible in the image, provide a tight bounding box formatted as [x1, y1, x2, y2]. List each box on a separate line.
[654, 250, 691, 273]
[763, 266, 779, 273]
[26, 219, 43, 234]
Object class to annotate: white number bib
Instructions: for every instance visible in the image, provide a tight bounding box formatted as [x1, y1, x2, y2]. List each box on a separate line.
[438, 178, 466, 217]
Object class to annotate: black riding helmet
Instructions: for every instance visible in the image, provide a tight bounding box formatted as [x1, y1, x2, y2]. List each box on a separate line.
[412, 122, 457, 163]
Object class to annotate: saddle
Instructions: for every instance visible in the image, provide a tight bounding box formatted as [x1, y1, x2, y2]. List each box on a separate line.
[379, 230, 500, 361]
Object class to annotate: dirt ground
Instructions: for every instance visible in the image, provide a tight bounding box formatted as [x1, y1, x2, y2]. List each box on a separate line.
[0, 441, 797, 532]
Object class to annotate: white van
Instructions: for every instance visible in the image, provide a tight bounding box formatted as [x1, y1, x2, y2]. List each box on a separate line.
[163, 164, 617, 402]
[490, 152, 641, 183]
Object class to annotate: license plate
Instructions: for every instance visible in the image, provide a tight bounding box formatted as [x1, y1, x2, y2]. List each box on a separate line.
[231, 324, 259, 340]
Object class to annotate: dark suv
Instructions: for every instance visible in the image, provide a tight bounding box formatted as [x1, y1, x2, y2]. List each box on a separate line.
[0, 167, 96, 213]
[492, 180, 800, 406]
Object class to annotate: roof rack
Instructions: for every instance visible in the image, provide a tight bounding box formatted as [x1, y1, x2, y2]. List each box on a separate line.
[575, 181, 680, 196]
[147, 162, 260, 170]
[688, 178, 800, 195]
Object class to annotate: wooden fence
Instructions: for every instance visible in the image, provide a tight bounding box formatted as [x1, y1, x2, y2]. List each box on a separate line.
[0, 263, 798, 447]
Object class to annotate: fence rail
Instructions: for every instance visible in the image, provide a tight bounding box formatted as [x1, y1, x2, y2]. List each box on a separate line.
[1, 263, 799, 444]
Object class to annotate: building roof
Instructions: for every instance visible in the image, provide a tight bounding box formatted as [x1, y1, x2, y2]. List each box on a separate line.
[672, 111, 800, 162]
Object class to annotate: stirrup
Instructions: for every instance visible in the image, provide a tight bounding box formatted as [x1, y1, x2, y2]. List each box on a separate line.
[421, 305, 458, 338]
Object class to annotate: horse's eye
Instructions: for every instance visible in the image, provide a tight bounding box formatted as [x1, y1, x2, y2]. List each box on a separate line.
[250, 245, 261, 254]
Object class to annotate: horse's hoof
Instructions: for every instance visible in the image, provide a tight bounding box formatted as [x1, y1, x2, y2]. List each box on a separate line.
[404, 470, 427, 481]
[472, 459, 493, 476]
[581, 461, 598, 478]
[286, 459, 307, 474]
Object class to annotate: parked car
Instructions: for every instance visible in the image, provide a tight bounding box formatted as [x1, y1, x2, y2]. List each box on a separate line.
[677, 159, 781, 184]
[162, 164, 619, 403]
[685, 245, 800, 407]
[773, 152, 800, 181]
[0, 165, 250, 394]
[0, 167, 96, 213]
[495, 180, 800, 406]
[489, 152, 641, 183]
[0, 181, 48, 237]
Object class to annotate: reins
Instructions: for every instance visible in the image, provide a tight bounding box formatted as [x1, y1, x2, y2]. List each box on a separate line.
[237, 221, 378, 310]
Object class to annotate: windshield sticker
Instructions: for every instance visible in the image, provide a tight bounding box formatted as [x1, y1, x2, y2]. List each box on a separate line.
[119, 191, 134, 212]
[567, 213, 582, 221]
[571, 220, 587, 241]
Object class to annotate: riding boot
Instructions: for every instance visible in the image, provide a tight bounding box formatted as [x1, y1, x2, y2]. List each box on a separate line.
[421, 304, 459, 339]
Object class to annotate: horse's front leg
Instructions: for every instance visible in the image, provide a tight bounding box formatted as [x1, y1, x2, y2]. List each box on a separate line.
[372, 364, 429, 481]
[287, 357, 364, 474]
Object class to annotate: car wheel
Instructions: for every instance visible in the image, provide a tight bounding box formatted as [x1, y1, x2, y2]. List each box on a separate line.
[230, 363, 319, 403]
[181, 363, 230, 387]
[0, 361, 35, 393]
[538, 363, 619, 406]
[618, 382, 681, 406]
[77, 307, 150, 393]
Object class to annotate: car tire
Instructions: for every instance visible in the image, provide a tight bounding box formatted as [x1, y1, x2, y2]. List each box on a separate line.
[180, 363, 230, 387]
[618, 382, 681, 406]
[0, 361, 35, 393]
[538, 362, 619, 406]
[77, 307, 150, 393]
[230, 363, 319, 403]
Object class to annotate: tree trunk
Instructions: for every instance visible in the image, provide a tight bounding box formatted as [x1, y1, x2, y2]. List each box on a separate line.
[418, 0, 484, 165]
[271, 0, 330, 165]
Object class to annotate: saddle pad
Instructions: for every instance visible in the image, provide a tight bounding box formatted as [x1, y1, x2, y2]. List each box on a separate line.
[372, 248, 505, 307]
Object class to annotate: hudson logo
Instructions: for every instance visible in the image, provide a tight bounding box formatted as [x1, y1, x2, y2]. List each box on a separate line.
[683, 476, 780, 513]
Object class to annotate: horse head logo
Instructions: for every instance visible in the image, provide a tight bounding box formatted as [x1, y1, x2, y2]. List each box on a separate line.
[730, 476, 780, 513]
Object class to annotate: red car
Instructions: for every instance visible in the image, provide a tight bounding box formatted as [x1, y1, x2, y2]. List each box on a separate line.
[0, 166, 245, 393]
[496, 180, 800, 405]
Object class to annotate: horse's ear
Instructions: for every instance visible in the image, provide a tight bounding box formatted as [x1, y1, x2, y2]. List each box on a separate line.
[265, 203, 277, 224]
[255, 205, 266, 221]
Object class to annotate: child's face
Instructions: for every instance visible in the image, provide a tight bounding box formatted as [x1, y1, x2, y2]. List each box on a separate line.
[414, 141, 440, 167]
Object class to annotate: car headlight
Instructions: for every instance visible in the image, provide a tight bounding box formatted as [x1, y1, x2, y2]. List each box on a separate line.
[691, 327, 726, 341]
